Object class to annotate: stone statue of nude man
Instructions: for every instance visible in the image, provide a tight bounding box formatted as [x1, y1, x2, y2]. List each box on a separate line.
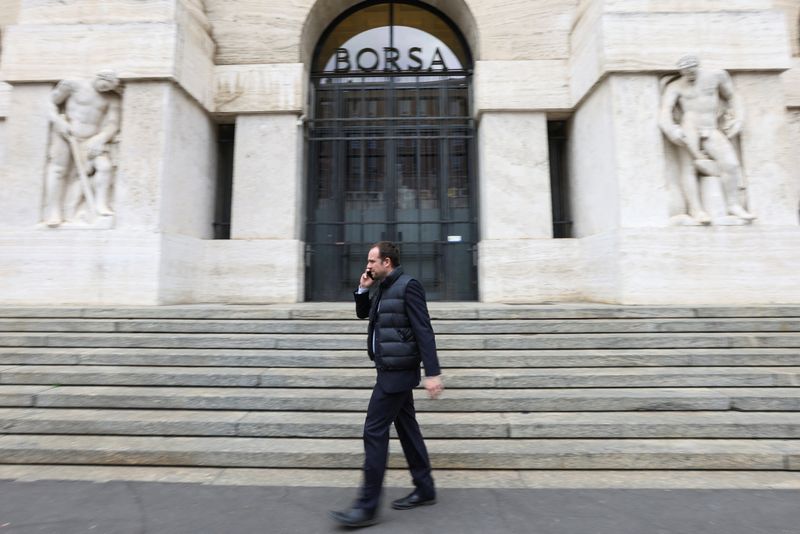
[659, 55, 755, 225]
[43, 70, 122, 227]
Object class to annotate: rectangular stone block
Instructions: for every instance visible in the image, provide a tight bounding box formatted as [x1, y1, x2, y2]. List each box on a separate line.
[0, 24, 177, 82]
[478, 112, 552, 240]
[478, 239, 582, 303]
[474, 60, 570, 112]
[214, 64, 304, 113]
[230, 114, 303, 240]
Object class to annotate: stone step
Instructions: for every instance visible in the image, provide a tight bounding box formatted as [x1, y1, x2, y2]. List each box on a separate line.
[0, 435, 797, 470]
[2, 386, 799, 411]
[2, 347, 800, 368]
[2, 332, 800, 349]
[2, 365, 799, 388]
[2, 409, 800, 439]
[2, 317, 800, 334]
[1, 304, 799, 320]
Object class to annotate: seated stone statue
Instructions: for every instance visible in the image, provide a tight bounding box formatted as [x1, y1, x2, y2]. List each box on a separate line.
[659, 55, 756, 225]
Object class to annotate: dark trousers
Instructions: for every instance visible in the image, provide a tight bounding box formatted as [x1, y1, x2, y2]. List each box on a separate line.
[356, 383, 434, 511]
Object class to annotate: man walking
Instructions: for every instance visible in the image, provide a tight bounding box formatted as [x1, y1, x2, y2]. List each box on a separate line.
[330, 241, 444, 528]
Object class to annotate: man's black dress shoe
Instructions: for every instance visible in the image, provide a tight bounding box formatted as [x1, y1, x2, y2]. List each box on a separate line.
[329, 507, 378, 528]
[391, 489, 437, 510]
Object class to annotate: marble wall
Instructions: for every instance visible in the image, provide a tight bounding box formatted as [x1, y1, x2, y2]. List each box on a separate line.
[0, 0, 798, 305]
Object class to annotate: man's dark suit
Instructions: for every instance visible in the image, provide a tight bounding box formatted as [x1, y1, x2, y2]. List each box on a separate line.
[353, 267, 441, 512]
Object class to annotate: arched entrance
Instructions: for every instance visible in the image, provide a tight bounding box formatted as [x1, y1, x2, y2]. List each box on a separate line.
[305, 0, 477, 301]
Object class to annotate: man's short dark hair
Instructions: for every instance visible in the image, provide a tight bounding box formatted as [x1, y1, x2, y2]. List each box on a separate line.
[371, 241, 400, 267]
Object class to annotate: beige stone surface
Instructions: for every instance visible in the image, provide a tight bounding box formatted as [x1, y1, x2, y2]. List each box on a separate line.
[214, 64, 304, 114]
[1, 5, 214, 109]
[114, 83, 170, 231]
[0, 84, 52, 228]
[478, 112, 552, 240]
[0, 1, 19, 28]
[0, 230, 162, 305]
[0, 82, 10, 118]
[734, 72, 799, 226]
[613, 227, 800, 305]
[610, 75, 670, 228]
[478, 239, 582, 303]
[600, 0, 774, 13]
[783, 57, 800, 108]
[159, 86, 216, 239]
[208, 0, 577, 66]
[474, 60, 570, 113]
[161, 237, 305, 303]
[230, 114, 303, 240]
[570, 4, 792, 104]
[786, 109, 800, 198]
[774, 0, 800, 57]
[468, 0, 575, 61]
[568, 78, 619, 237]
[0, 24, 177, 81]
[16, 0, 188, 25]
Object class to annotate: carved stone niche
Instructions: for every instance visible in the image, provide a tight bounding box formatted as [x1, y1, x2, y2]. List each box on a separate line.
[41, 70, 122, 229]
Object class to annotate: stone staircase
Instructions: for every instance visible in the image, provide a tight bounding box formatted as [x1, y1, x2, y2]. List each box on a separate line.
[0, 304, 799, 472]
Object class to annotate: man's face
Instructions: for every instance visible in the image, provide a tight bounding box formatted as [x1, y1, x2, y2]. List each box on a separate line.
[366, 247, 392, 281]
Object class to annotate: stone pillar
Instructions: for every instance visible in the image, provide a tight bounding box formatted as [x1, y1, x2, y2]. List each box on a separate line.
[478, 111, 552, 240]
[478, 111, 558, 301]
[569, 74, 670, 238]
[230, 114, 304, 240]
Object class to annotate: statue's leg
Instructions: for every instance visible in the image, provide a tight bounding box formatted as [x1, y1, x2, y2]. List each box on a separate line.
[679, 131, 710, 223]
[704, 132, 755, 220]
[43, 135, 72, 227]
[92, 154, 114, 215]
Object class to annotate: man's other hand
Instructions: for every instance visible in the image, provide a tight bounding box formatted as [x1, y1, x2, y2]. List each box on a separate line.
[423, 375, 444, 399]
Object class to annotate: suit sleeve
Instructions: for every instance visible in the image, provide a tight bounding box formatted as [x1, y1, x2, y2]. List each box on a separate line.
[354, 289, 371, 319]
[405, 279, 441, 377]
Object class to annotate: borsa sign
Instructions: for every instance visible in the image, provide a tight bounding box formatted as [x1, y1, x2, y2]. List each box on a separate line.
[334, 47, 450, 73]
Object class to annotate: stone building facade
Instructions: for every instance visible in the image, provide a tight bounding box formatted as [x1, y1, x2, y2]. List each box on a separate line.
[0, 0, 798, 305]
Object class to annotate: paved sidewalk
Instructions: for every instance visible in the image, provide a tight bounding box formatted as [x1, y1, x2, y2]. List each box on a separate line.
[1, 479, 799, 534]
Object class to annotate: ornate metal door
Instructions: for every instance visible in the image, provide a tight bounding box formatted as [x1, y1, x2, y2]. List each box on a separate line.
[305, 1, 477, 301]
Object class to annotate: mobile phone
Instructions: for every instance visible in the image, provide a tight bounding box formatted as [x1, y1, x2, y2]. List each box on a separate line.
[366, 270, 374, 279]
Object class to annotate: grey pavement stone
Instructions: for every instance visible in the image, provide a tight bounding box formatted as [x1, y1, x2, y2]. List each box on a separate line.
[2, 479, 799, 534]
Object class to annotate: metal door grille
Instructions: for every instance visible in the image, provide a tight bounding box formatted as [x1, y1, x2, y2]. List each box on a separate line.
[305, 72, 477, 301]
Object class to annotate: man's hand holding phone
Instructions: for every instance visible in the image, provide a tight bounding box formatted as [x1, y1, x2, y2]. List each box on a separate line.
[359, 269, 375, 290]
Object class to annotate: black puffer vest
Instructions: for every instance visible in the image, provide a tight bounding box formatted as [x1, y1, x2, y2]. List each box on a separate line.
[369, 267, 420, 371]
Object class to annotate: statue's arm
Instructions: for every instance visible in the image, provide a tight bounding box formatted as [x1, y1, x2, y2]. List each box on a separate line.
[658, 84, 685, 145]
[94, 96, 122, 146]
[48, 80, 74, 135]
[718, 70, 743, 138]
